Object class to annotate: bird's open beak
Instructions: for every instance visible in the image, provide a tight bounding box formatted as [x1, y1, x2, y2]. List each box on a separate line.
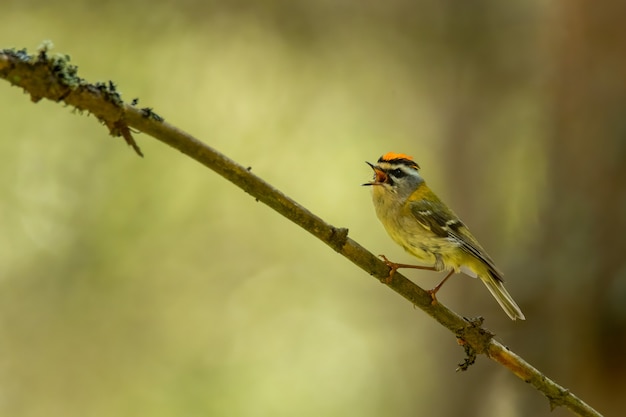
[362, 161, 387, 186]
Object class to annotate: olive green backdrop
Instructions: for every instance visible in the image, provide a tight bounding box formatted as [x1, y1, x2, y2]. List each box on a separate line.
[1, 1, 625, 416]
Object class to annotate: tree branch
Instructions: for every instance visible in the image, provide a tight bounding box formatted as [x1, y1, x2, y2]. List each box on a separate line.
[0, 44, 604, 417]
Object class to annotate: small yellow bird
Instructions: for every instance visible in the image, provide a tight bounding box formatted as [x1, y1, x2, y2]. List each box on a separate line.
[363, 152, 525, 320]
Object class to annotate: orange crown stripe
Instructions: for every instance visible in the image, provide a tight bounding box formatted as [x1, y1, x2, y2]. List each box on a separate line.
[381, 152, 413, 161]
[378, 152, 420, 170]
[381, 152, 414, 161]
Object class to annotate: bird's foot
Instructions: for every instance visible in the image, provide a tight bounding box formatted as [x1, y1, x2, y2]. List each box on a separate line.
[378, 255, 398, 284]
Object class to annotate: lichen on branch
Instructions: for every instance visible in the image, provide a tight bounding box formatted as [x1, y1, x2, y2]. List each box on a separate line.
[0, 42, 154, 156]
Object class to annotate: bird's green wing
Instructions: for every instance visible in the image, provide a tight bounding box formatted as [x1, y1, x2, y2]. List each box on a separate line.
[409, 197, 503, 280]
[409, 198, 462, 237]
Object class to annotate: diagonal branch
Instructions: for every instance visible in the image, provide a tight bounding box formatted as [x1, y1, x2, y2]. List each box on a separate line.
[0, 44, 603, 417]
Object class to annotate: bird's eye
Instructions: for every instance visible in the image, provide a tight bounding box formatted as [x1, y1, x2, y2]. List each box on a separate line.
[391, 168, 406, 178]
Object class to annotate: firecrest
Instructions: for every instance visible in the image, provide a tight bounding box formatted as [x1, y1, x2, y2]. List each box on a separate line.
[363, 152, 525, 320]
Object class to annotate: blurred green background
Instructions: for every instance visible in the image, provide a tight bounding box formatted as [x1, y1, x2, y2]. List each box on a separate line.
[2, 1, 625, 416]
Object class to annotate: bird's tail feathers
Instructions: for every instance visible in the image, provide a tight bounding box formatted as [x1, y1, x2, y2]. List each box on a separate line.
[480, 274, 525, 321]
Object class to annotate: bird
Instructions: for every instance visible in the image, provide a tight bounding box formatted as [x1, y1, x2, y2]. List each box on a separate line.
[363, 152, 525, 320]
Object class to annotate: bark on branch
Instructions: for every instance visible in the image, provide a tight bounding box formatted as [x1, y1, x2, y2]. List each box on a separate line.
[0, 44, 603, 417]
